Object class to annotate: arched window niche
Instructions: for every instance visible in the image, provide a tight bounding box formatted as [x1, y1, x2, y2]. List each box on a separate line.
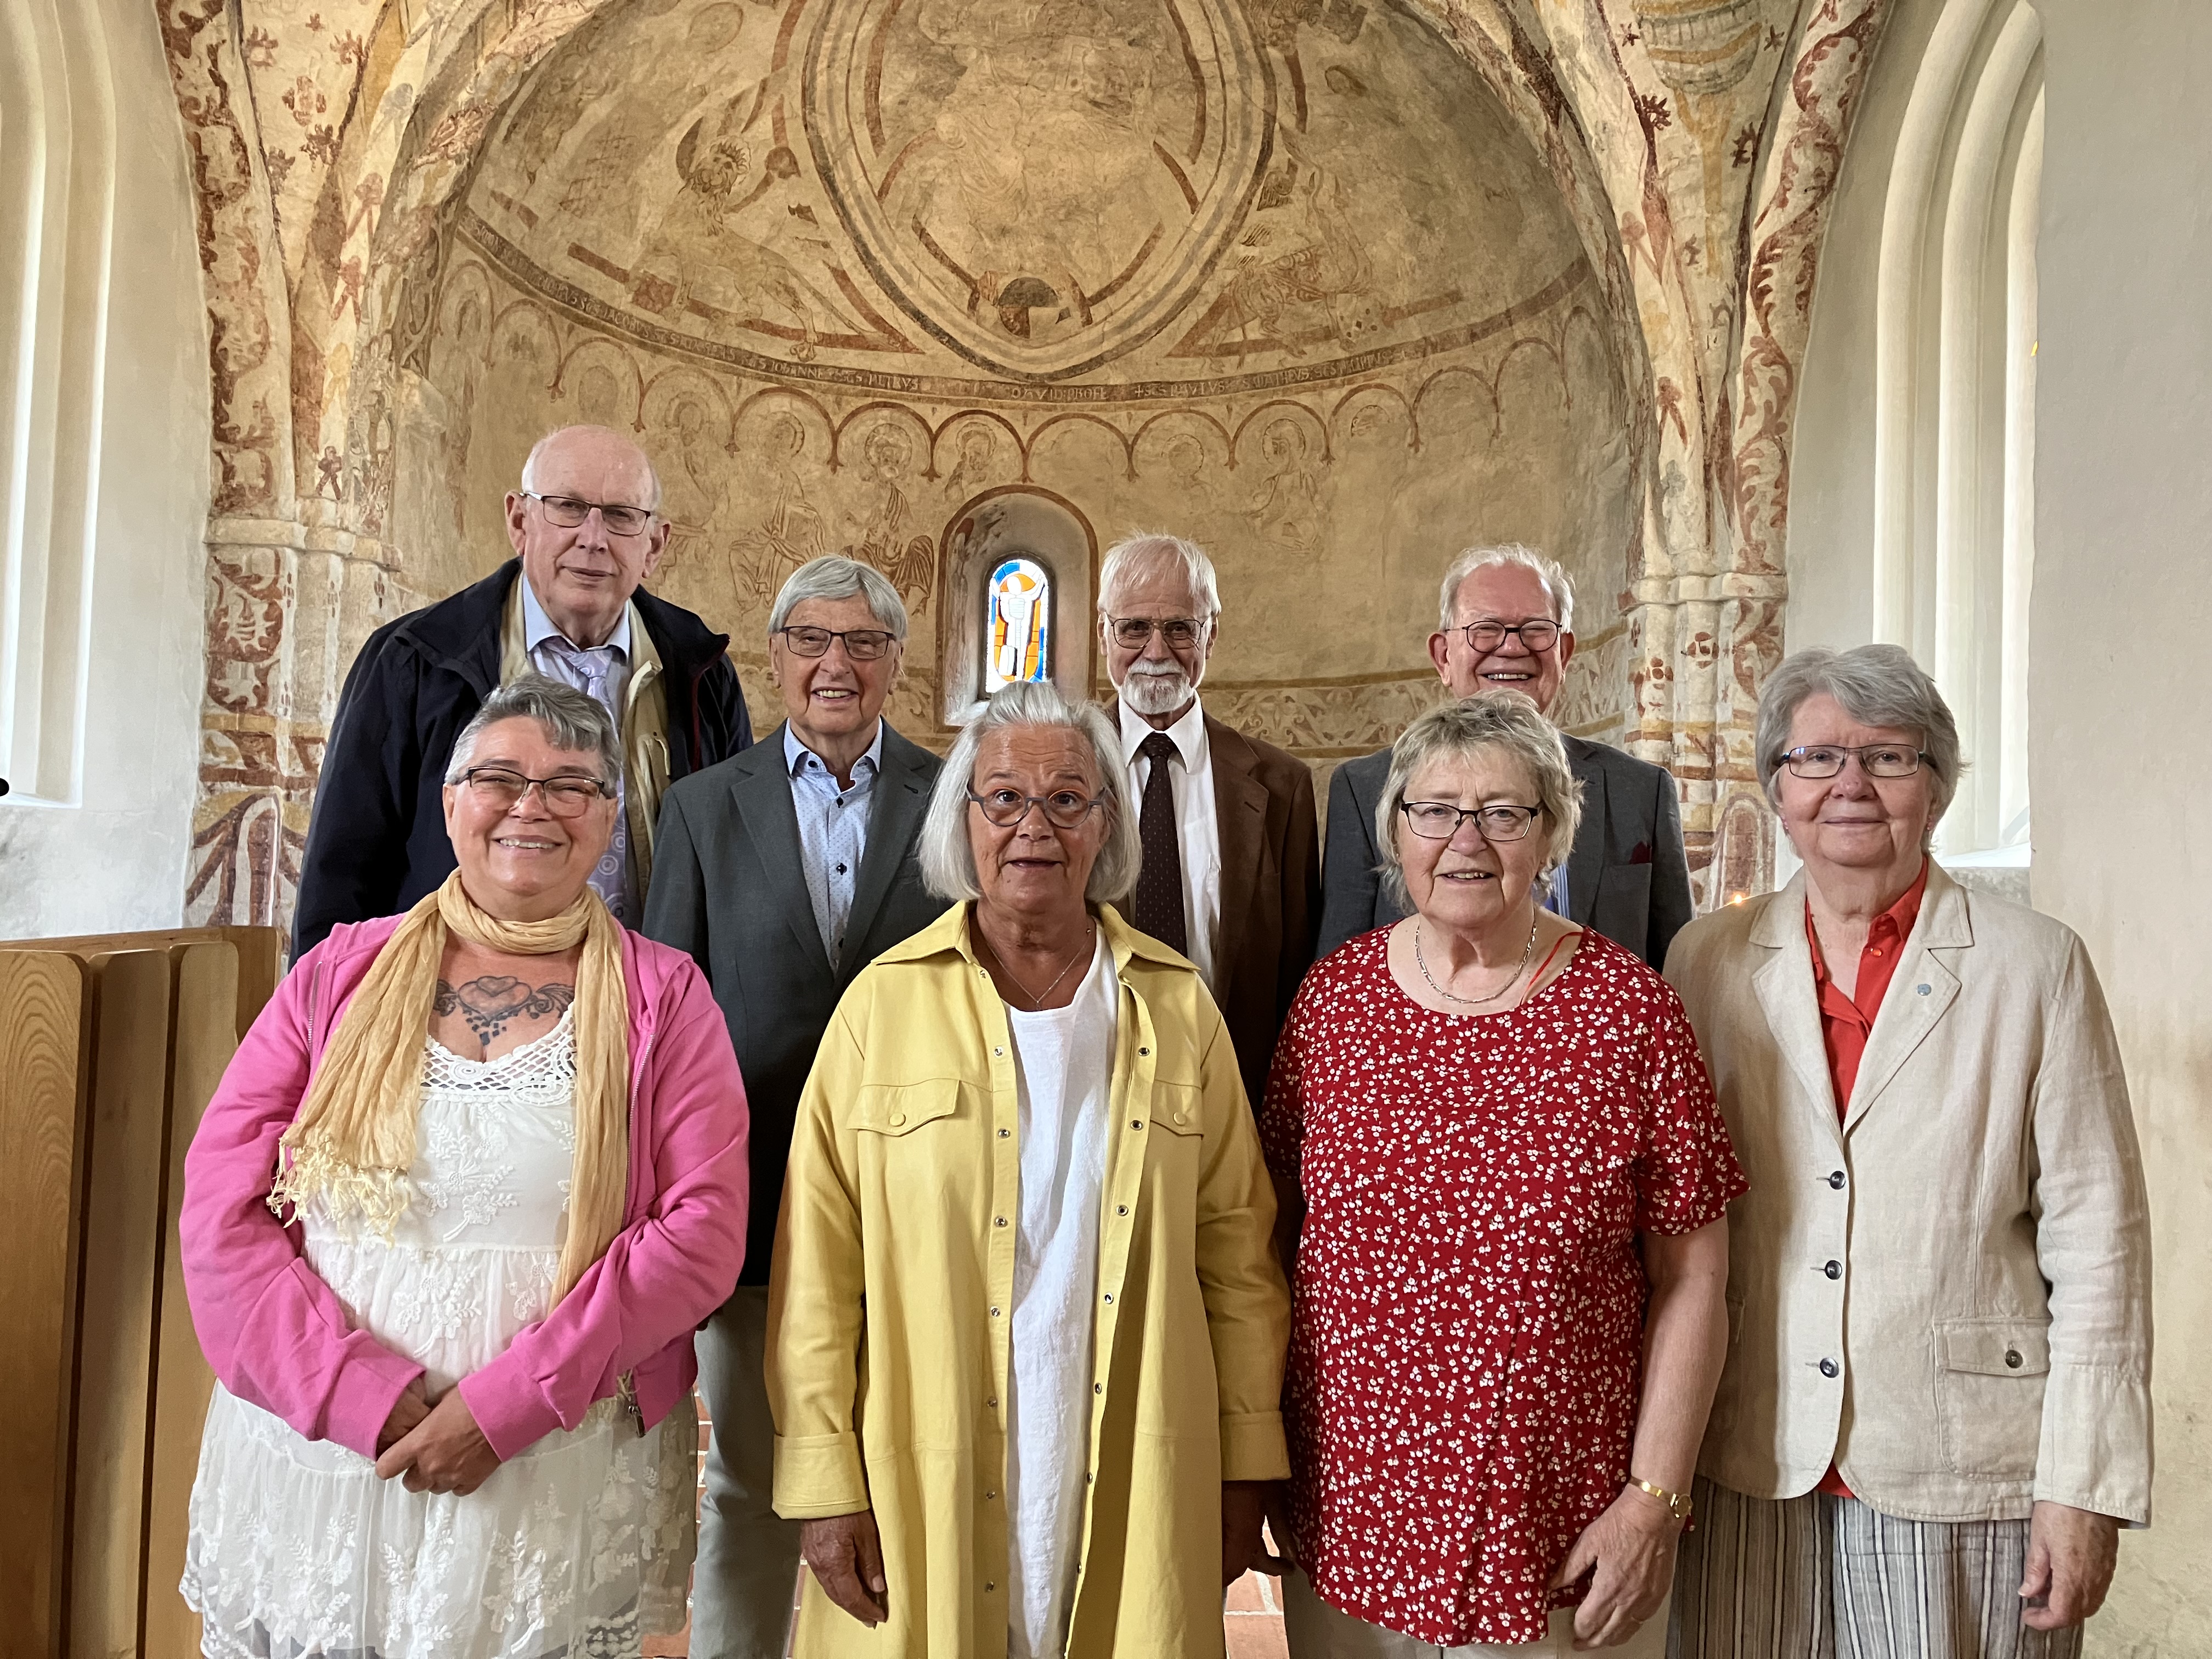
[938, 488, 1097, 727]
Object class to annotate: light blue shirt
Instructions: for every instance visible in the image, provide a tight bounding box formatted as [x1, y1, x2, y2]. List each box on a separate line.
[785, 721, 885, 968]
[1544, 861, 1570, 919]
[518, 575, 634, 918]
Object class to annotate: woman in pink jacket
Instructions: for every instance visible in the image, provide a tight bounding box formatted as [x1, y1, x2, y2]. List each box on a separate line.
[178, 675, 749, 1659]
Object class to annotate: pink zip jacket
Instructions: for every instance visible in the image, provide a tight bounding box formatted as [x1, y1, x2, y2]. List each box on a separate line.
[181, 913, 749, 1462]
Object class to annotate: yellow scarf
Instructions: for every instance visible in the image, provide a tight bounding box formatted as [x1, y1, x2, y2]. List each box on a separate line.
[270, 871, 630, 1307]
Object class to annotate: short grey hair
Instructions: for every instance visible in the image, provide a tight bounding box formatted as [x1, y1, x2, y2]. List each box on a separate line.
[919, 681, 1142, 905]
[1098, 531, 1221, 619]
[1756, 644, 1963, 825]
[519, 424, 664, 513]
[1438, 543, 1575, 633]
[1375, 693, 1584, 909]
[768, 555, 910, 640]
[444, 673, 623, 792]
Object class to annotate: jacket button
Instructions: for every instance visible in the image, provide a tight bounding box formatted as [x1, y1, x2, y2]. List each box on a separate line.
[1819, 1358, 1840, 1378]
[995, 1216, 1007, 1227]
[985, 1490, 997, 1500]
[1131, 1120, 1143, 1130]
[1116, 1204, 1128, 1216]
[998, 1128, 1011, 1138]
[990, 1306, 1001, 1317]
[1829, 1170, 1847, 1189]
[1102, 1293, 1113, 1304]
[2005, 1348, 2024, 1369]
[1139, 1047, 1150, 1056]
[1172, 1111, 1187, 1125]
[889, 1112, 906, 1127]
[1094, 1383, 1103, 1394]
[1917, 983, 1932, 995]
[986, 1397, 997, 1408]
[994, 1046, 1005, 1057]
[1824, 1261, 1842, 1280]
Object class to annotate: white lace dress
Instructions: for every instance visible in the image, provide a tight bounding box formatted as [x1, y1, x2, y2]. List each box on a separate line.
[182, 1011, 696, 1659]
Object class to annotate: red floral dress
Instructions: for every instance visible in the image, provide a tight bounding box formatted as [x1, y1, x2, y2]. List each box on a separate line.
[1260, 927, 1745, 1646]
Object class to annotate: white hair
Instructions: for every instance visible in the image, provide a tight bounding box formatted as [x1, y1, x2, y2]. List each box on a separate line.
[1098, 531, 1221, 619]
[1437, 543, 1575, 633]
[519, 425, 664, 513]
[1374, 693, 1583, 909]
[1756, 644, 1965, 828]
[769, 555, 910, 640]
[918, 682, 1141, 905]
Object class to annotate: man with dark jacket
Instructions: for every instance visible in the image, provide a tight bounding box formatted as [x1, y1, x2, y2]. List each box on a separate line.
[1317, 544, 1694, 967]
[293, 424, 751, 953]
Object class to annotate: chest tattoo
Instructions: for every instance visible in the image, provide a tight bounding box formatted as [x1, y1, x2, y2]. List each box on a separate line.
[435, 976, 577, 1056]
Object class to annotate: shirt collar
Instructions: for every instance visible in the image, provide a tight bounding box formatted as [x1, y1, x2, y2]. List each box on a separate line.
[521, 570, 631, 659]
[784, 719, 885, 782]
[1805, 859, 1931, 987]
[1118, 694, 1207, 769]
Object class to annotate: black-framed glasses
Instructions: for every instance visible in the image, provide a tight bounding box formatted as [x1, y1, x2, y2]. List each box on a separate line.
[1780, 743, 1927, 780]
[1398, 800, 1544, 841]
[1107, 615, 1206, 650]
[775, 624, 899, 661]
[458, 766, 613, 817]
[967, 787, 1104, 830]
[521, 491, 656, 537]
[1451, 618, 1562, 654]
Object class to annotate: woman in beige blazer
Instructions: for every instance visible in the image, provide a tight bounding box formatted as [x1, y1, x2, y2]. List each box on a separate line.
[1663, 645, 2151, 1659]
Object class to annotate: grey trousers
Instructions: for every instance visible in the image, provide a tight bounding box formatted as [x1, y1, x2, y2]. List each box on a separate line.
[1669, 1478, 2086, 1659]
[690, 1286, 804, 1659]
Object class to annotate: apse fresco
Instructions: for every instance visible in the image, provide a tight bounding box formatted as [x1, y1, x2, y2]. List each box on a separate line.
[401, 0, 1634, 761]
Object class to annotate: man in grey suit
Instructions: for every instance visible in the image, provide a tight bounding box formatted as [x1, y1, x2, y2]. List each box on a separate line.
[1317, 544, 1694, 966]
[645, 556, 945, 1658]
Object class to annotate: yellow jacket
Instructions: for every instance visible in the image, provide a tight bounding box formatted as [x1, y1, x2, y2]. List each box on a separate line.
[768, 901, 1291, 1658]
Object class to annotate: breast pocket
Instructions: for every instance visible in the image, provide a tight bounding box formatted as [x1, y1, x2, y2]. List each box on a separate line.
[1933, 1317, 2051, 1481]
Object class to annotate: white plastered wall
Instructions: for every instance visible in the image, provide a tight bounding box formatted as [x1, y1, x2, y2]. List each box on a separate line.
[0, 0, 210, 936]
[1793, 0, 2212, 1644]
[2031, 1, 2212, 1647]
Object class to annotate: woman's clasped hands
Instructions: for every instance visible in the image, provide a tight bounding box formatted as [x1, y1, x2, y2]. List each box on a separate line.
[372, 1376, 502, 1496]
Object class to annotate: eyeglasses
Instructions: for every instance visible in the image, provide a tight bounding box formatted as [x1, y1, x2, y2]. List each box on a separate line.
[775, 625, 899, 661]
[458, 766, 613, 817]
[1107, 616, 1207, 650]
[1398, 800, 1544, 841]
[1451, 619, 1562, 654]
[967, 787, 1104, 830]
[1780, 743, 1928, 780]
[521, 492, 656, 537]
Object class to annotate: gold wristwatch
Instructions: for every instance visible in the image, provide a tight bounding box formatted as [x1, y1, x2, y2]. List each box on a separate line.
[1630, 1477, 1694, 1523]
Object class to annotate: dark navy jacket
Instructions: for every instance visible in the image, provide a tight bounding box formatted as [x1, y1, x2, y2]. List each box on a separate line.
[292, 560, 751, 955]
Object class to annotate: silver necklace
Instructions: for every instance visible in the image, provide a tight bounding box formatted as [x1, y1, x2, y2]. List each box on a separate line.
[1414, 910, 1538, 1007]
[991, 921, 1096, 1009]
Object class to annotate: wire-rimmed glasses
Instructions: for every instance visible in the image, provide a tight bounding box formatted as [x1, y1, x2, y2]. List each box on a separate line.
[1397, 800, 1544, 841]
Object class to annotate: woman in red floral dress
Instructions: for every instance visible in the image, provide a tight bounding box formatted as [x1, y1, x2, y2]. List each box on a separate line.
[1262, 695, 1745, 1656]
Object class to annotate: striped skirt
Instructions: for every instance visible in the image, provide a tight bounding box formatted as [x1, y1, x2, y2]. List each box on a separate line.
[1669, 1479, 2083, 1659]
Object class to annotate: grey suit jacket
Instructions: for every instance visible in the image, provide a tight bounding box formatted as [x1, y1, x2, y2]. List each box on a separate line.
[644, 721, 946, 1286]
[1314, 732, 1694, 968]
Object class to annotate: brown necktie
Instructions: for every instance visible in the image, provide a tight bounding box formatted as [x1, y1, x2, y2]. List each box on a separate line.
[1133, 731, 1188, 953]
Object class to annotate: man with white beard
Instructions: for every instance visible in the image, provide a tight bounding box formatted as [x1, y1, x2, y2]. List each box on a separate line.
[1099, 532, 1319, 1110]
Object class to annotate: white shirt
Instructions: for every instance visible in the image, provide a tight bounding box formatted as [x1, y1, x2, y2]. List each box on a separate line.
[1002, 935, 1117, 1659]
[1116, 697, 1221, 991]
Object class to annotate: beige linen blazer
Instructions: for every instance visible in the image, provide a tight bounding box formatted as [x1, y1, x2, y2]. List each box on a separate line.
[1664, 863, 2151, 1523]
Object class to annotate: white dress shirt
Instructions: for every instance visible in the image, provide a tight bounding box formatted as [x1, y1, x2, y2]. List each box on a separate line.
[1002, 936, 1116, 1659]
[519, 575, 634, 918]
[1118, 697, 1221, 991]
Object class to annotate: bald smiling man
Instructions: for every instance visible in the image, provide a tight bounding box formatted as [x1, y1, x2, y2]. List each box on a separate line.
[293, 424, 753, 953]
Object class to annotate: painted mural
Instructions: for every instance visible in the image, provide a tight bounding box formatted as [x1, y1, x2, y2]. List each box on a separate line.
[157, 0, 1893, 930]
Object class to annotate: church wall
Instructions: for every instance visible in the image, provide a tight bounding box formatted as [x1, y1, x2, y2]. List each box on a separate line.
[0, 0, 210, 937]
[2030, 1, 2212, 1647]
[1792, 0, 2212, 1644]
[386, 0, 1639, 800]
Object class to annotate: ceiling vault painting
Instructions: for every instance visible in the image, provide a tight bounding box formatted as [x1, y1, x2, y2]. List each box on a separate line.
[156, 0, 1891, 934]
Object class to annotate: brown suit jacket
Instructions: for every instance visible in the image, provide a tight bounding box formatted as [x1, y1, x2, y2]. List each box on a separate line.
[1115, 701, 1322, 1112]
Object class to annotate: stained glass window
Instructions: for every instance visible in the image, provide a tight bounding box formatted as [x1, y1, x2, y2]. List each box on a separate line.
[984, 556, 1052, 690]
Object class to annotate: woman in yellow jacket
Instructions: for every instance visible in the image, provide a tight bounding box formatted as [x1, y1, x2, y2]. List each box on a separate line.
[767, 680, 1292, 1659]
